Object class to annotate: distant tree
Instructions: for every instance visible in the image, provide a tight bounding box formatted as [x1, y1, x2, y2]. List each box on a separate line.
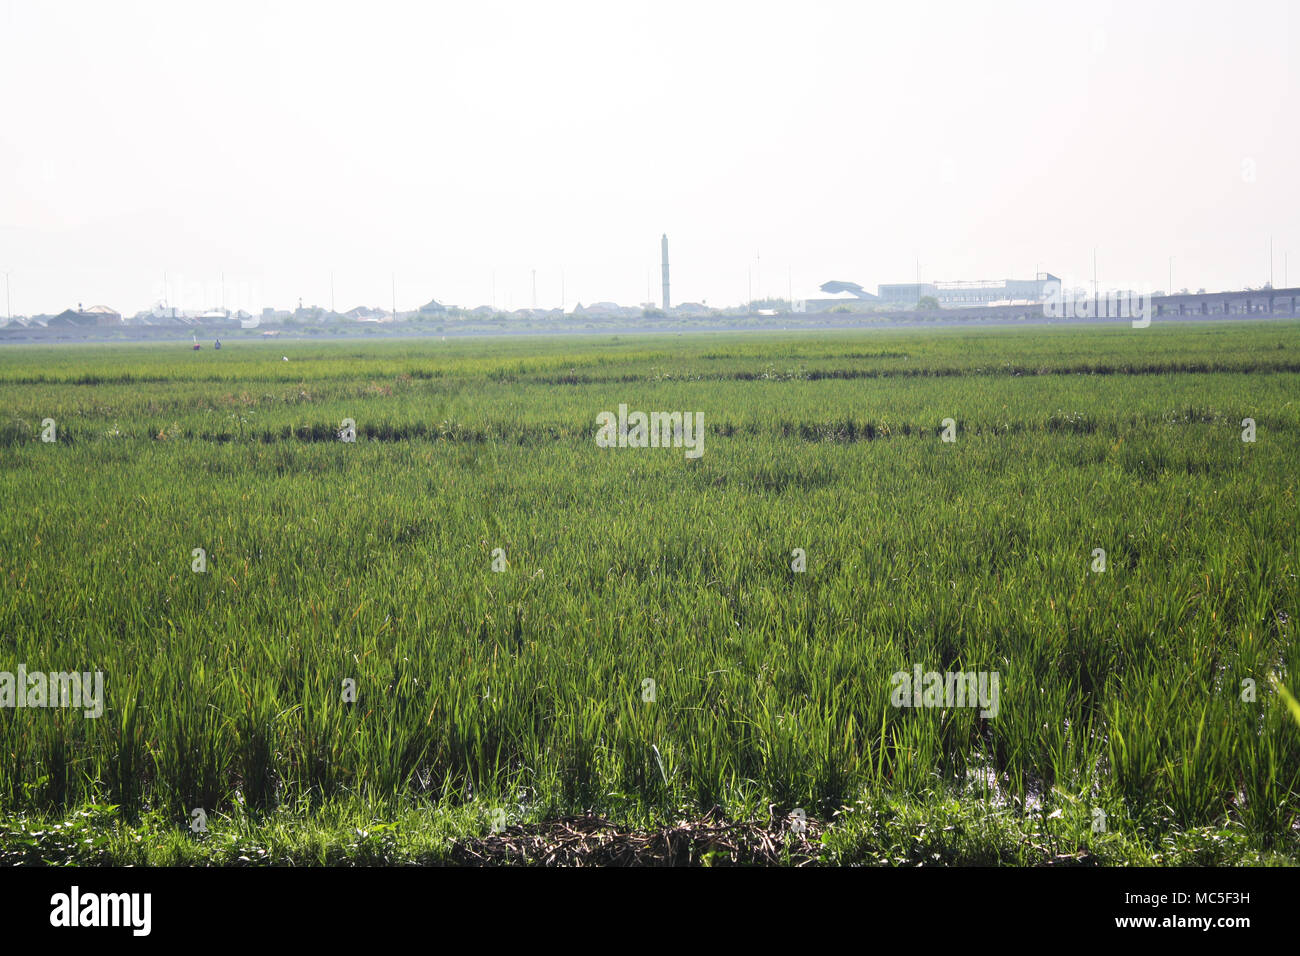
[916, 295, 940, 310]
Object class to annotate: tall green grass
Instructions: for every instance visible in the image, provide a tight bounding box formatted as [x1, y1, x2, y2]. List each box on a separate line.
[0, 322, 1296, 859]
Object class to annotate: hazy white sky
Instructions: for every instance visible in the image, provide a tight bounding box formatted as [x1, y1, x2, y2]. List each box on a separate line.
[1, 0, 1296, 315]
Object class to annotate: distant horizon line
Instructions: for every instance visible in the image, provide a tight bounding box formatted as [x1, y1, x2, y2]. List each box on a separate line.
[7, 276, 1297, 321]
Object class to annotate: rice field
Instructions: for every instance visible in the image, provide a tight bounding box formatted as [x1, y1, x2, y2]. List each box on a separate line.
[0, 321, 1297, 865]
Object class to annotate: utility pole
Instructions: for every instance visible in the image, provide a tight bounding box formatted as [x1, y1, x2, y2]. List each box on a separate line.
[532, 269, 537, 310]
[1168, 256, 1173, 297]
[660, 234, 671, 311]
[1092, 247, 1099, 312]
[391, 273, 396, 320]
[3, 271, 9, 320]
[330, 270, 335, 313]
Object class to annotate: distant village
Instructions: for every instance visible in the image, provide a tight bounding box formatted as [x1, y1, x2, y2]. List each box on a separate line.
[5, 272, 1296, 340]
[9, 232, 1295, 336]
[1, 296, 740, 333]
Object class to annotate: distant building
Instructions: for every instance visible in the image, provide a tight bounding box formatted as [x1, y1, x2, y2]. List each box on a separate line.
[931, 273, 1058, 307]
[128, 312, 179, 327]
[821, 280, 877, 299]
[49, 304, 122, 327]
[128, 303, 186, 326]
[418, 298, 446, 315]
[345, 306, 386, 321]
[801, 280, 881, 313]
[876, 283, 938, 306]
[573, 301, 640, 318]
[878, 274, 1058, 308]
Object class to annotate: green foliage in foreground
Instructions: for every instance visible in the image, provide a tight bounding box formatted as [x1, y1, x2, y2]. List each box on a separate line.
[0, 322, 1297, 865]
[0, 793, 1292, 867]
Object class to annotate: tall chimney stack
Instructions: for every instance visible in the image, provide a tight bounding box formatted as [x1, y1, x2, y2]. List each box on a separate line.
[661, 233, 671, 311]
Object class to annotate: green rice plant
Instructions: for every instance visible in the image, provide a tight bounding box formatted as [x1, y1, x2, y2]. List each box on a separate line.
[0, 321, 1296, 862]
